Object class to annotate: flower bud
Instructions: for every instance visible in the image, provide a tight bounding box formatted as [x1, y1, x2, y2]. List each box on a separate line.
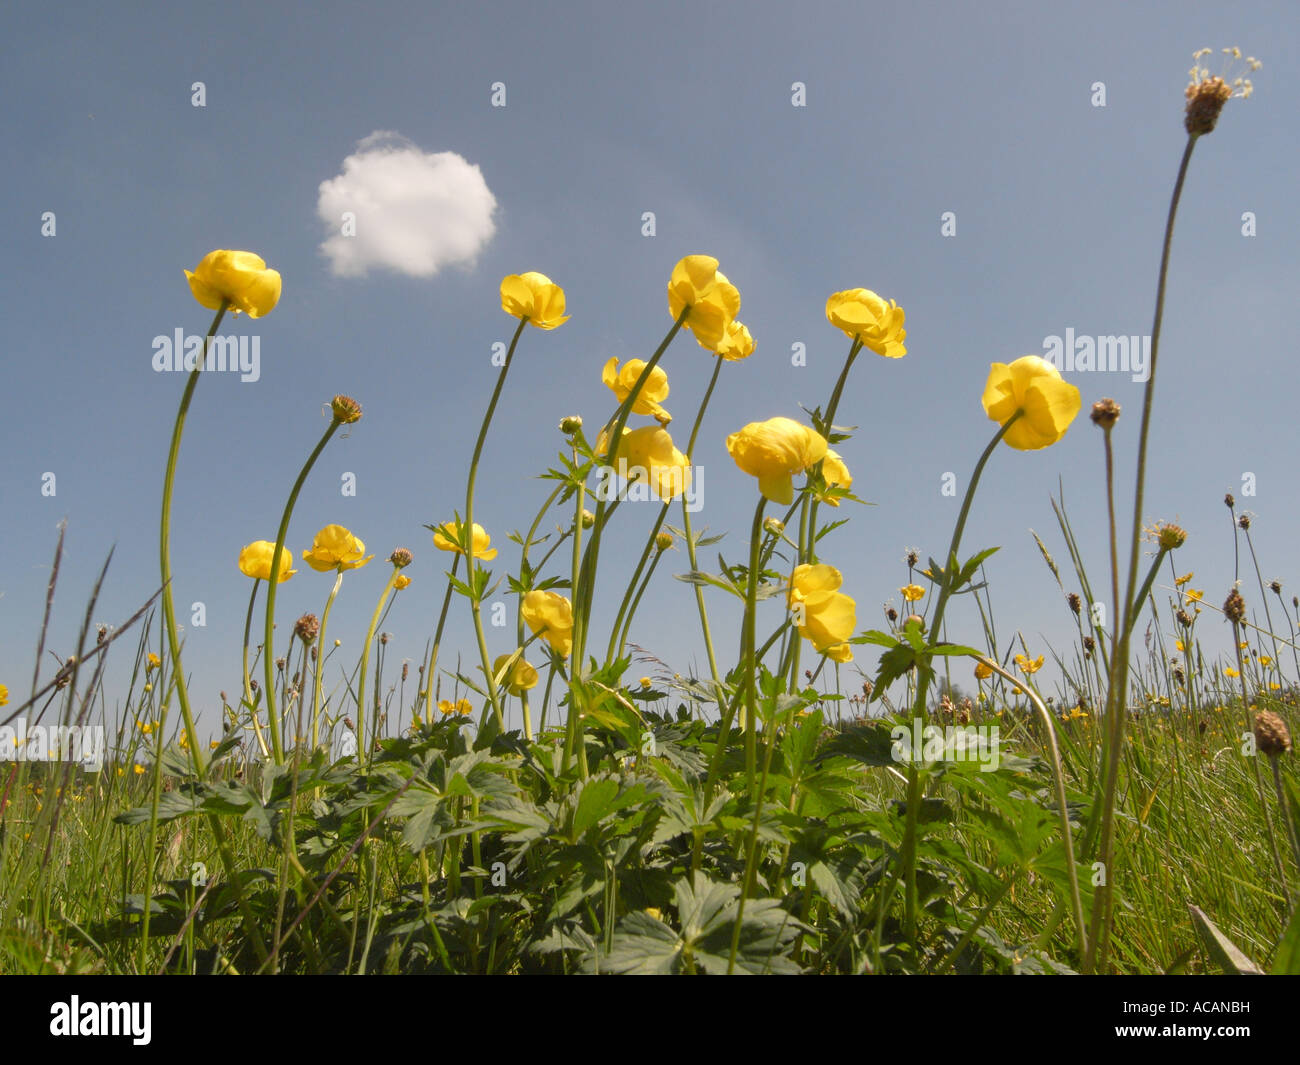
[655, 531, 674, 552]
[560, 415, 583, 435]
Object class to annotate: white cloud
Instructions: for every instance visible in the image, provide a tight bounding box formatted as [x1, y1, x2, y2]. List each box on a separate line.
[317, 132, 497, 278]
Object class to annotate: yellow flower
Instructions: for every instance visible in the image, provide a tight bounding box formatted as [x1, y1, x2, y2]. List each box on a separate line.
[602, 357, 671, 422]
[145, 652, 161, 672]
[394, 575, 411, 591]
[900, 584, 926, 602]
[981, 356, 1082, 450]
[1185, 588, 1204, 603]
[1175, 572, 1194, 587]
[500, 272, 569, 329]
[1014, 653, 1044, 675]
[1260, 656, 1273, 667]
[493, 653, 539, 695]
[788, 564, 856, 653]
[133, 764, 146, 776]
[667, 255, 741, 352]
[432, 521, 499, 561]
[725, 417, 828, 505]
[438, 699, 474, 717]
[974, 660, 993, 681]
[645, 907, 663, 921]
[824, 289, 907, 358]
[601, 425, 692, 501]
[184, 250, 281, 318]
[826, 643, 854, 664]
[0, 683, 6, 708]
[137, 718, 153, 735]
[1175, 640, 1185, 652]
[716, 320, 755, 361]
[1224, 667, 1240, 678]
[238, 540, 297, 582]
[303, 525, 373, 572]
[521, 590, 574, 658]
[639, 677, 652, 689]
[817, 449, 852, 506]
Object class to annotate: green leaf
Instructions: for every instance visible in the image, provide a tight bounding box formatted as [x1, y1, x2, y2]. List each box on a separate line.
[1269, 900, 1300, 975]
[1188, 904, 1264, 975]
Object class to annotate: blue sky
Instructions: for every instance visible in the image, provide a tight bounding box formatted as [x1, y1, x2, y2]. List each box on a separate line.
[2, 0, 1296, 739]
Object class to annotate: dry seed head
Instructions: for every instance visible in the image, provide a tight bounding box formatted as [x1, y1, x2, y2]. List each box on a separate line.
[1224, 492, 1235, 509]
[1223, 588, 1246, 625]
[1237, 514, 1251, 531]
[1253, 710, 1291, 757]
[389, 547, 413, 568]
[294, 613, 319, 644]
[1067, 592, 1082, 616]
[1176, 608, 1193, 628]
[1090, 398, 1121, 429]
[1270, 579, 1282, 595]
[330, 394, 363, 424]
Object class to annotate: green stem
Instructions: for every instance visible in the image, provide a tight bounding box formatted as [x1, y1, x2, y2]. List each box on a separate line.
[358, 567, 400, 766]
[1087, 134, 1197, 975]
[159, 301, 227, 776]
[312, 571, 344, 750]
[240, 581, 270, 759]
[901, 415, 1016, 944]
[422, 553, 461, 723]
[264, 416, 345, 762]
[464, 316, 529, 734]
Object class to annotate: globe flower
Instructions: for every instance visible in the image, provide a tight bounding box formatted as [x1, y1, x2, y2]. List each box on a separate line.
[817, 449, 852, 506]
[394, 575, 411, 591]
[184, 250, 281, 318]
[492, 653, 539, 695]
[500, 272, 569, 329]
[239, 540, 297, 582]
[825, 289, 906, 358]
[788, 564, 857, 652]
[826, 643, 854, 664]
[521, 590, 574, 658]
[716, 319, 755, 361]
[601, 425, 692, 501]
[982, 356, 1082, 450]
[667, 255, 741, 352]
[432, 521, 499, 561]
[974, 660, 993, 680]
[302, 525, 373, 572]
[725, 417, 828, 505]
[602, 357, 671, 422]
